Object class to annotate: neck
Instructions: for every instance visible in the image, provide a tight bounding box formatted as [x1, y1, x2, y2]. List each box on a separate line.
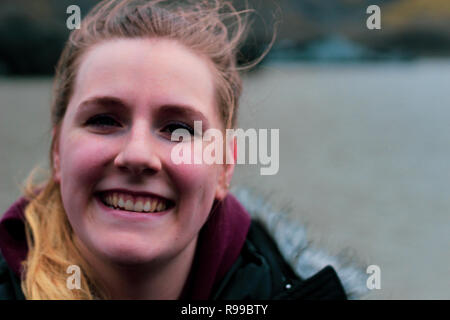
[75, 236, 198, 300]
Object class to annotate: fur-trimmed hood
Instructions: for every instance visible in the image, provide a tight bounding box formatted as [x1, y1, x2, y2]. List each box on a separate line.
[232, 188, 369, 300]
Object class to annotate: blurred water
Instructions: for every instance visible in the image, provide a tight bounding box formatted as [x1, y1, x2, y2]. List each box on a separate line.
[233, 59, 450, 299]
[1, 59, 449, 299]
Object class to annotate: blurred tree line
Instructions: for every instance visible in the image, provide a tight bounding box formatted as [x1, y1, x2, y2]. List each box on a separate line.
[0, 0, 449, 76]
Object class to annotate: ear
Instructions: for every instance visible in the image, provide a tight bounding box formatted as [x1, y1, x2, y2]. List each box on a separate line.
[52, 127, 61, 184]
[215, 136, 236, 201]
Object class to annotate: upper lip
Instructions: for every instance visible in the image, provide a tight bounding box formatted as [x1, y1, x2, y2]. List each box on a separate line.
[96, 188, 174, 203]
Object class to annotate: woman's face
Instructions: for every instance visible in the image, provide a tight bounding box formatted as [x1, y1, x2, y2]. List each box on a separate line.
[52, 38, 233, 266]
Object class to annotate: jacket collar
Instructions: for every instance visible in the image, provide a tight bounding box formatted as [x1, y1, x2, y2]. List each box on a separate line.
[0, 197, 28, 277]
[180, 195, 251, 299]
[232, 188, 368, 299]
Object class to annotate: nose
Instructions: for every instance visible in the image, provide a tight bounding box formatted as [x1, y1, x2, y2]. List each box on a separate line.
[114, 122, 162, 176]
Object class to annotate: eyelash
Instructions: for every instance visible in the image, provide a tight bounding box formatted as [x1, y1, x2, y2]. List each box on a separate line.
[85, 115, 195, 136]
[161, 122, 194, 136]
[85, 114, 120, 128]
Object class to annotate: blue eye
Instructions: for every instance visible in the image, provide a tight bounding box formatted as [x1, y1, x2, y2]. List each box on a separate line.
[86, 114, 120, 128]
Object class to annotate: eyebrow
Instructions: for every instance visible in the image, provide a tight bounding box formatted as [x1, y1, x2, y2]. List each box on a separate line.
[156, 105, 210, 128]
[77, 96, 129, 111]
[77, 95, 210, 127]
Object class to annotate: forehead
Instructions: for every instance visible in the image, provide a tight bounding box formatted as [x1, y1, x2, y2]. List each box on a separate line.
[71, 38, 218, 122]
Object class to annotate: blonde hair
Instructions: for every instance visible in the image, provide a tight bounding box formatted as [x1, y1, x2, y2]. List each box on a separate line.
[20, 0, 276, 299]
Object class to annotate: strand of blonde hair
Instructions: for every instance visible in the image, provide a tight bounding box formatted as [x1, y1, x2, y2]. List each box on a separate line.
[21, 167, 107, 299]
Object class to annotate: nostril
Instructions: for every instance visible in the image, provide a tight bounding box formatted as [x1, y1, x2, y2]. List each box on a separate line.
[118, 165, 157, 177]
[114, 149, 162, 175]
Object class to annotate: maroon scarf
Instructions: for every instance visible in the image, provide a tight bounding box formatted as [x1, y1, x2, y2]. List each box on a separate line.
[0, 193, 251, 299]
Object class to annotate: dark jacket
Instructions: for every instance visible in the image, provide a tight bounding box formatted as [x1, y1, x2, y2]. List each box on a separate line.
[211, 220, 348, 299]
[0, 189, 367, 300]
[0, 220, 347, 300]
[0, 254, 24, 299]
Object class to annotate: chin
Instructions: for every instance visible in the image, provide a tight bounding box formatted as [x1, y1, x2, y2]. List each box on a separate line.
[108, 253, 155, 266]
[82, 233, 162, 266]
[100, 245, 162, 266]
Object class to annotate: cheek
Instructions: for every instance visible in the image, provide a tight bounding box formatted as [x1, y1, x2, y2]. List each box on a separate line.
[167, 140, 223, 194]
[167, 160, 221, 206]
[167, 162, 220, 235]
[170, 162, 217, 191]
[59, 133, 112, 191]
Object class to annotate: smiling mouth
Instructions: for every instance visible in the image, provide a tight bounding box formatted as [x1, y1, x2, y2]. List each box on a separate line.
[97, 192, 175, 214]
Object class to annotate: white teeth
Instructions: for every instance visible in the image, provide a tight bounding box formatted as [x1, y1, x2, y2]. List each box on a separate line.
[125, 200, 134, 211]
[144, 201, 151, 212]
[113, 193, 118, 207]
[134, 201, 144, 212]
[102, 193, 170, 213]
[150, 200, 157, 212]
